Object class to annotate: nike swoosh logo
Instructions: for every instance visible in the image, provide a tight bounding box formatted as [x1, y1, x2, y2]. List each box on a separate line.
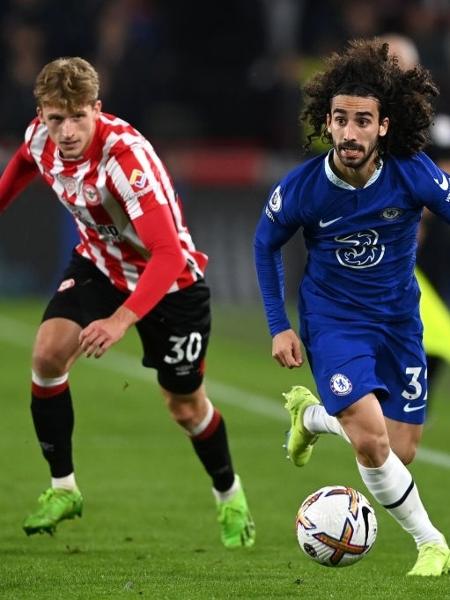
[361, 505, 372, 546]
[433, 173, 449, 191]
[403, 403, 426, 413]
[319, 217, 343, 228]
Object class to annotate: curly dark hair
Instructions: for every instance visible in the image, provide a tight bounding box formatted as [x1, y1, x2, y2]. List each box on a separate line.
[301, 38, 439, 157]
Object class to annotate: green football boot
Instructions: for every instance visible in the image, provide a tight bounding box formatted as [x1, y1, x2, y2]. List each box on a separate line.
[283, 385, 320, 467]
[215, 476, 255, 549]
[407, 541, 450, 576]
[23, 488, 83, 536]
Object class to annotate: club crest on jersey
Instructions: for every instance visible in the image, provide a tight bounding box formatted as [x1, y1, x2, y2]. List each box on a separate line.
[330, 373, 353, 396]
[380, 207, 403, 220]
[82, 183, 101, 206]
[335, 229, 385, 269]
[129, 168, 148, 189]
[268, 185, 282, 213]
[57, 278, 75, 292]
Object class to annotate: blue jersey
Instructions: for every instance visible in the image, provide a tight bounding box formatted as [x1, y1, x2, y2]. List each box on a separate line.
[254, 151, 450, 337]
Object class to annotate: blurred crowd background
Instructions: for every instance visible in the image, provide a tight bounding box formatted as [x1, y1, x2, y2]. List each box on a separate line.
[1, 0, 450, 150]
[0, 0, 449, 309]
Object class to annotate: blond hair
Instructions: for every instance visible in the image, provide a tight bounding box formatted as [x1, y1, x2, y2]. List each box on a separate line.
[34, 57, 100, 111]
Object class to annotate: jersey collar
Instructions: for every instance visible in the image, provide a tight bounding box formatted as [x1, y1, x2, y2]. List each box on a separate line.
[324, 149, 383, 190]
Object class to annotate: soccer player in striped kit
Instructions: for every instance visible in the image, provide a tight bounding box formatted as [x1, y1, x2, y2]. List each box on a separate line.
[0, 57, 255, 548]
[254, 39, 450, 575]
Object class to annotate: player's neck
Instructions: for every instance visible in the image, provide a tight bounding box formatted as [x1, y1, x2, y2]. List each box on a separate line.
[330, 151, 378, 188]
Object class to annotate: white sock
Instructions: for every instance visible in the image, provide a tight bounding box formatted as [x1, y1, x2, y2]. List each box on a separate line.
[357, 450, 444, 547]
[212, 474, 240, 502]
[304, 404, 350, 443]
[52, 473, 78, 491]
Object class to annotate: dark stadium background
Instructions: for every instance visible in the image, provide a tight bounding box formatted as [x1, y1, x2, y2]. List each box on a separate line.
[0, 0, 448, 305]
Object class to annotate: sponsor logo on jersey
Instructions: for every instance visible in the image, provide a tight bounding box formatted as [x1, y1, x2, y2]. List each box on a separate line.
[380, 207, 403, 220]
[434, 172, 449, 191]
[268, 185, 282, 212]
[330, 373, 353, 396]
[82, 183, 101, 206]
[129, 168, 148, 189]
[96, 223, 123, 242]
[335, 229, 385, 269]
[58, 278, 75, 292]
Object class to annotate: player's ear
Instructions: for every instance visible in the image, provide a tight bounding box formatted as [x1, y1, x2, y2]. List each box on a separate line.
[93, 100, 102, 119]
[379, 117, 389, 137]
[36, 107, 43, 123]
[326, 114, 331, 133]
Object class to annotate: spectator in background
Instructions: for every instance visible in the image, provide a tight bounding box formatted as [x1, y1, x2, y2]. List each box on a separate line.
[94, 0, 168, 137]
[159, 0, 267, 143]
[1, 0, 450, 152]
[0, 20, 44, 142]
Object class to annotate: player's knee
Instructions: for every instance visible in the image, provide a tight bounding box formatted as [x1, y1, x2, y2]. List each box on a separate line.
[168, 397, 202, 429]
[158, 371, 206, 428]
[32, 347, 68, 378]
[161, 386, 206, 430]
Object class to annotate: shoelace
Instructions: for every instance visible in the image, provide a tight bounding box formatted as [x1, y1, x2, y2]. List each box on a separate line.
[38, 489, 57, 503]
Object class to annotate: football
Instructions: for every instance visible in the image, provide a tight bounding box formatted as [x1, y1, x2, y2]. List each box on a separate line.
[296, 485, 377, 567]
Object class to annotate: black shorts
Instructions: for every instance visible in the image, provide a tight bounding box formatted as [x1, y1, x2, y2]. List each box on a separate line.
[43, 251, 211, 394]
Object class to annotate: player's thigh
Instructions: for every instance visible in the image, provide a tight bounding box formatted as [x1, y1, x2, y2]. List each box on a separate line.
[376, 317, 427, 426]
[338, 393, 387, 440]
[302, 318, 389, 417]
[136, 280, 211, 395]
[33, 250, 124, 375]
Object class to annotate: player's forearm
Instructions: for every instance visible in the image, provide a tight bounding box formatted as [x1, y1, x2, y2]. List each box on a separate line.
[254, 238, 291, 336]
[123, 246, 186, 318]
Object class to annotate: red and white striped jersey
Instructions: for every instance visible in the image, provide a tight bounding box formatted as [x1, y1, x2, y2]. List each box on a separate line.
[0, 112, 208, 317]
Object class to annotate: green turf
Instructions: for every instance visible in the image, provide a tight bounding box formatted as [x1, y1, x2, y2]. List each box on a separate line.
[0, 300, 449, 599]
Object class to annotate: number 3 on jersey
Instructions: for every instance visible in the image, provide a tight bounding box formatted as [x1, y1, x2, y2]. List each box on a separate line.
[401, 367, 428, 401]
[164, 333, 203, 364]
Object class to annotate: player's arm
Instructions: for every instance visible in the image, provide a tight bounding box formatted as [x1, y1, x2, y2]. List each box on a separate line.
[0, 143, 39, 212]
[254, 193, 303, 368]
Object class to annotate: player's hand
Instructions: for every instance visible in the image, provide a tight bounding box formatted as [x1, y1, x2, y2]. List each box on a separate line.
[79, 306, 138, 358]
[272, 329, 303, 368]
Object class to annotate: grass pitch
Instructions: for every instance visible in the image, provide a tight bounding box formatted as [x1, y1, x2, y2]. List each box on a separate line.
[0, 300, 449, 599]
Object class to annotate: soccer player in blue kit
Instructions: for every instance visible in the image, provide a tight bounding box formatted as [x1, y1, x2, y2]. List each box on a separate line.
[254, 39, 450, 576]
